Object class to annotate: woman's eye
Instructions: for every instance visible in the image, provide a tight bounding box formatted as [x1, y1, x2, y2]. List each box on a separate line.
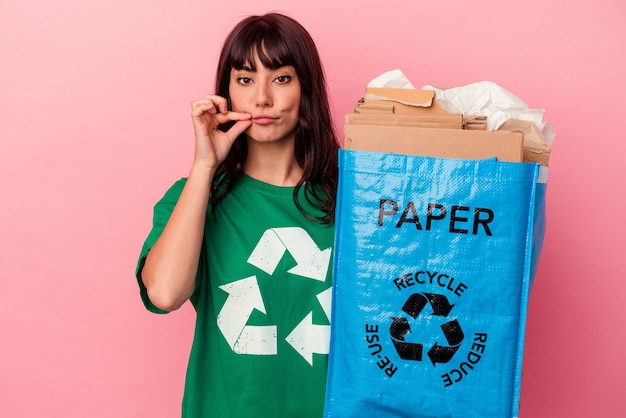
[237, 77, 252, 85]
[275, 75, 291, 84]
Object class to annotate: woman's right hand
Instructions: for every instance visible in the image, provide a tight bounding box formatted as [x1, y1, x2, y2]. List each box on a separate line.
[190, 95, 252, 170]
[142, 95, 252, 312]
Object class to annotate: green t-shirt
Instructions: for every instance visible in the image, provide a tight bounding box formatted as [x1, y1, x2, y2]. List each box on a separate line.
[136, 175, 335, 417]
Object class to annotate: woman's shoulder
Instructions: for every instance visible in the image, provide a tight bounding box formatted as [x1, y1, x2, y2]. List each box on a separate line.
[155, 177, 188, 205]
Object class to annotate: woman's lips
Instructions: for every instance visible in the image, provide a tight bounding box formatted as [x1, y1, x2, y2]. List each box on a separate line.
[252, 115, 276, 125]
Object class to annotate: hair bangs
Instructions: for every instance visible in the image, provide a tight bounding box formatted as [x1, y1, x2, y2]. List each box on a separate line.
[229, 25, 293, 71]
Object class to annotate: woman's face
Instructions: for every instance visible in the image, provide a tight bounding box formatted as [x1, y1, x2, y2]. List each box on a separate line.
[229, 52, 301, 145]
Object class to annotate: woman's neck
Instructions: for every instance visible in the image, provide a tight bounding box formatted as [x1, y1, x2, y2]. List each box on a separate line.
[243, 139, 304, 186]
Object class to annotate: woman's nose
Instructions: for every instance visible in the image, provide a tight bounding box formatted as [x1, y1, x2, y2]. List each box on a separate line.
[255, 83, 272, 107]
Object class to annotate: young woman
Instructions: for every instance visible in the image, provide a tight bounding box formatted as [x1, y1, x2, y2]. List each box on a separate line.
[135, 13, 339, 417]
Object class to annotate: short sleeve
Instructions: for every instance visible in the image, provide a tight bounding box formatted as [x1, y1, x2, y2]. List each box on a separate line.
[135, 178, 188, 314]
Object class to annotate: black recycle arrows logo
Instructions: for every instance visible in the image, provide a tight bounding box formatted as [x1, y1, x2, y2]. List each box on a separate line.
[390, 292, 464, 366]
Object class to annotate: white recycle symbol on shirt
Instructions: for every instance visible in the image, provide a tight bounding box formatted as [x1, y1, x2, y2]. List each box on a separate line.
[216, 227, 332, 365]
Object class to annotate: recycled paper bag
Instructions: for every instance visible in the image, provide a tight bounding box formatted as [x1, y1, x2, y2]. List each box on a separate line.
[324, 149, 543, 418]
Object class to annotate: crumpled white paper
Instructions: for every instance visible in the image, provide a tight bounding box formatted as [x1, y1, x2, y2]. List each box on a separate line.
[423, 82, 545, 132]
[367, 69, 416, 89]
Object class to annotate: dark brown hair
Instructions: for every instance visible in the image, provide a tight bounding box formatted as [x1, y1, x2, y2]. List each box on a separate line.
[211, 13, 338, 224]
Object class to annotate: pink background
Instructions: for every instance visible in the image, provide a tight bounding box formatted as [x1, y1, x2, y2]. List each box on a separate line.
[1, 0, 625, 417]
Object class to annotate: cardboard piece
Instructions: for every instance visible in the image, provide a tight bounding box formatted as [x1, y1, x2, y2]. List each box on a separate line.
[462, 114, 488, 131]
[343, 123, 524, 163]
[498, 118, 551, 166]
[357, 87, 452, 116]
[345, 113, 463, 130]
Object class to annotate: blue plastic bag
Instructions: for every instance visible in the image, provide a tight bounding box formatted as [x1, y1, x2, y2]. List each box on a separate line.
[324, 149, 544, 418]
